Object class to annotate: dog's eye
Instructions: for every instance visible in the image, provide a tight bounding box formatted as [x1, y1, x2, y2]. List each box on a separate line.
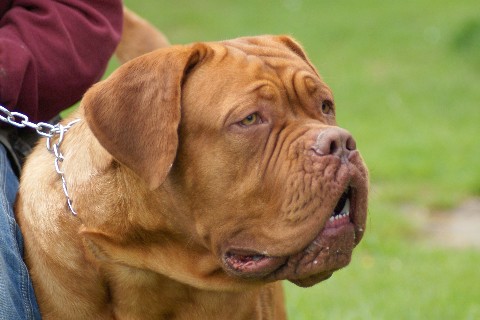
[240, 113, 261, 126]
[321, 100, 335, 115]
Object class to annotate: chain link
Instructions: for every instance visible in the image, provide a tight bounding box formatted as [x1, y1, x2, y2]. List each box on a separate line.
[0, 104, 80, 216]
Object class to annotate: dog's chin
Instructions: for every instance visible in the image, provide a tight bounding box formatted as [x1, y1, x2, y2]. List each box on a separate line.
[222, 223, 356, 285]
[274, 222, 356, 286]
[222, 188, 365, 286]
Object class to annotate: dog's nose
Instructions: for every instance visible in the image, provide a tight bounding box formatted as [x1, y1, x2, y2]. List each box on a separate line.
[312, 127, 356, 161]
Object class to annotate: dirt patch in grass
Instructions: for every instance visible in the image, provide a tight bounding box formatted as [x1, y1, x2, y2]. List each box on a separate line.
[427, 198, 480, 249]
[403, 198, 480, 249]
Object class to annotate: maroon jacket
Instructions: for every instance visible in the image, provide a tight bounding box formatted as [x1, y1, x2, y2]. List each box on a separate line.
[0, 0, 123, 122]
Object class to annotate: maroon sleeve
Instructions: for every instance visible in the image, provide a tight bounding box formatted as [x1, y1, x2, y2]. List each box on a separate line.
[0, 0, 123, 122]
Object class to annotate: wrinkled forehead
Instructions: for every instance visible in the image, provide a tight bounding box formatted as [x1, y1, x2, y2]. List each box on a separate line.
[210, 38, 333, 99]
[217, 37, 317, 76]
[220, 37, 309, 63]
[181, 37, 333, 126]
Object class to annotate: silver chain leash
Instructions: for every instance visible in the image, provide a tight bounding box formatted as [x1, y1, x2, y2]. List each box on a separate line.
[46, 120, 81, 216]
[0, 105, 80, 216]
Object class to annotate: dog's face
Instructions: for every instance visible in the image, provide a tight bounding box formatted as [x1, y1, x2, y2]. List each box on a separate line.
[83, 36, 368, 289]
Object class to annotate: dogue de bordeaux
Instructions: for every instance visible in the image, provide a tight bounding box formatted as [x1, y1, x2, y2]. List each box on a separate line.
[15, 10, 368, 320]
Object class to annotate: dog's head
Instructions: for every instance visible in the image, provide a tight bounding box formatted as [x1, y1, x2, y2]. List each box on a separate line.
[82, 35, 368, 289]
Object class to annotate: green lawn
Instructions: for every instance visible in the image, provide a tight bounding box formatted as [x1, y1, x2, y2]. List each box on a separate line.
[120, 1, 480, 318]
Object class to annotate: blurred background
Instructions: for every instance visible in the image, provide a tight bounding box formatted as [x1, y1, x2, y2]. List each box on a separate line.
[117, 1, 480, 318]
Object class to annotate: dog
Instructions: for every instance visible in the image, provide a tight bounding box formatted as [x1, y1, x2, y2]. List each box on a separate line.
[15, 10, 368, 320]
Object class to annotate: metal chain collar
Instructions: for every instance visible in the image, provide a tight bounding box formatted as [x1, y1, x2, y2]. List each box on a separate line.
[0, 105, 80, 216]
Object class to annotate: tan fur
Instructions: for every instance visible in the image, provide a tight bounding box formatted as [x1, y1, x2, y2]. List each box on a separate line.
[16, 10, 368, 320]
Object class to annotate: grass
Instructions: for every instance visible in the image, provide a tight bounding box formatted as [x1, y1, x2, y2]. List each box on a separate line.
[118, 1, 480, 318]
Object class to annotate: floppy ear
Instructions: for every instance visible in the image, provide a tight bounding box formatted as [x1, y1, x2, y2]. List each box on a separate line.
[83, 44, 207, 190]
[273, 35, 309, 61]
[272, 35, 320, 76]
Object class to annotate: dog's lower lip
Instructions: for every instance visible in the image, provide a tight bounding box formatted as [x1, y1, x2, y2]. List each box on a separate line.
[226, 251, 267, 263]
[223, 251, 287, 276]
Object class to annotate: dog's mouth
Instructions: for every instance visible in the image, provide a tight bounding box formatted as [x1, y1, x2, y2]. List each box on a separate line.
[328, 187, 351, 227]
[223, 187, 365, 285]
[224, 251, 287, 278]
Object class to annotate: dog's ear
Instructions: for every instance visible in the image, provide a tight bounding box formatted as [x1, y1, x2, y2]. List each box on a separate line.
[272, 35, 320, 76]
[273, 35, 309, 61]
[83, 44, 207, 190]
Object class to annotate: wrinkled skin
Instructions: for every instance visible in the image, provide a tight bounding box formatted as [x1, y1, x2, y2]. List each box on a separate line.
[16, 36, 368, 319]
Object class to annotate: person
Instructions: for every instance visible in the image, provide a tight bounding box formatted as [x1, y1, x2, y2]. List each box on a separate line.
[0, 1, 123, 318]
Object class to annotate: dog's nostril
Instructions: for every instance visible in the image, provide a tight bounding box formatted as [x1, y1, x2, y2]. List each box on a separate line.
[346, 136, 356, 151]
[329, 140, 339, 155]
